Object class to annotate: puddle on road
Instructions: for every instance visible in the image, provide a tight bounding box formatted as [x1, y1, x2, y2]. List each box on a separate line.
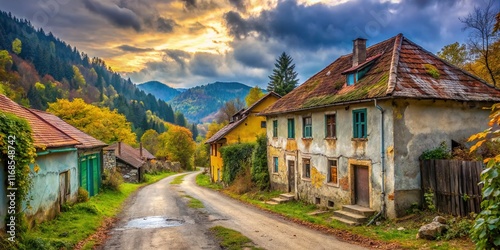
[124, 216, 185, 229]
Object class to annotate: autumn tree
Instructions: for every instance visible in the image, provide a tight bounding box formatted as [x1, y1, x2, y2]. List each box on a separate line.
[206, 121, 225, 139]
[194, 139, 210, 168]
[72, 65, 86, 89]
[267, 52, 299, 96]
[215, 98, 245, 124]
[460, 0, 499, 86]
[157, 125, 195, 170]
[437, 42, 469, 68]
[245, 86, 265, 107]
[47, 98, 137, 146]
[12, 38, 21, 55]
[140, 129, 160, 156]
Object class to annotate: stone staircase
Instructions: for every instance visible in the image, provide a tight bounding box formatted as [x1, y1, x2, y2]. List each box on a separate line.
[265, 193, 295, 205]
[331, 205, 376, 226]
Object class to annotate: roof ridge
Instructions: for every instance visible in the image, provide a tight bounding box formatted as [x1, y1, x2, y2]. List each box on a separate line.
[386, 33, 404, 95]
[27, 108, 81, 147]
[402, 36, 498, 89]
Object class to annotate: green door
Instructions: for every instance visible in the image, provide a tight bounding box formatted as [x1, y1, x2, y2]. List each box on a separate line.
[80, 157, 88, 191]
[89, 154, 99, 196]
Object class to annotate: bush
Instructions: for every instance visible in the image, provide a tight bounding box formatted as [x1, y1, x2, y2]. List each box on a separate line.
[102, 169, 123, 191]
[220, 143, 255, 184]
[420, 141, 451, 160]
[77, 187, 89, 203]
[251, 134, 269, 190]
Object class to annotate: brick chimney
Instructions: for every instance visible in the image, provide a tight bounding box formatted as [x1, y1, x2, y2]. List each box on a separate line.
[352, 38, 367, 67]
[118, 141, 122, 156]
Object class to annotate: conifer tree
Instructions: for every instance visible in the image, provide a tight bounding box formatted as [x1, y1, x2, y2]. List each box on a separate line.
[267, 52, 299, 96]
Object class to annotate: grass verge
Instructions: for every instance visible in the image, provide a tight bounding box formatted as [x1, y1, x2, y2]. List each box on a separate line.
[170, 173, 188, 185]
[19, 171, 176, 250]
[183, 195, 205, 208]
[209, 226, 263, 250]
[196, 172, 223, 190]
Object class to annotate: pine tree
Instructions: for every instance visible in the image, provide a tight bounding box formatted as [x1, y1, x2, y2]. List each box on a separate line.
[267, 52, 299, 96]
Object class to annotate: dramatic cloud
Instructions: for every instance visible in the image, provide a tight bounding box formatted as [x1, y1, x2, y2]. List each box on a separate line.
[156, 17, 178, 33]
[83, 0, 142, 31]
[116, 45, 154, 53]
[229, 0, 246, 12]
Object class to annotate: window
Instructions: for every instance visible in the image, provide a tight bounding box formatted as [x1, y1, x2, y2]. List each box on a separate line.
[327, 159, 338, 184]
[303, 158, 310, 178]
[261, 121, 267, 128]
[272, 120, 278, 137]
[287, 118, 295, 139]
[325, 114, 336, 138]
[353, 109, 367, 138]
[273, 157, 279, 173]
[347, 73, 355, 86]
[303, 117, 312, 138]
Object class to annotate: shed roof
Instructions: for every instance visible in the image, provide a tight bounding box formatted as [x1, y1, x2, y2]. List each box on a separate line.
[105, 142, 144, 169]
[30, 110, 107, 149]
[0, 94, 80, 149]
[261, 34, 500, 115]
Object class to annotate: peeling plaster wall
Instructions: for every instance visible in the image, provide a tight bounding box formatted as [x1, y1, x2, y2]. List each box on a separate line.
[25, 150, 78, 226]
[391, 99, 491, 217]
[267, 101, 395, 212]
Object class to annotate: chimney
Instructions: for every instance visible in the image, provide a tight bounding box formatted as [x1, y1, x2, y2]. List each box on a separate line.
[352, 38, 367, 67]
[118, 141, 122, 156]
[140, 142, 143, 158]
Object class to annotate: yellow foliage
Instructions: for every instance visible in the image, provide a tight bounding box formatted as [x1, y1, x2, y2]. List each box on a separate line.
[47, 98, 137, 146]
[245, 86, 265, 107]
[157, 125, 195, 169]
[311, 166, 325, 188]
[206, 121, 225, 139]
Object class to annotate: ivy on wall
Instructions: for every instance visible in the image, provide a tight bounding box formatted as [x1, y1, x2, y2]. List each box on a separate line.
[220, 143, 255, 184]
[0, 111, 36, 235]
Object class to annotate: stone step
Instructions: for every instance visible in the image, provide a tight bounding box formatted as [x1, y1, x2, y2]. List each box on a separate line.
[342, 205, 376, 217]
[271, 197, 292, 204]
[333, 210, 369, 223]
[331, 215, 360, 226]
[279, 193, 295, 200]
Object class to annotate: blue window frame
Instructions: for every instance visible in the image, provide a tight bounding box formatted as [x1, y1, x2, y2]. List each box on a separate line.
[347, 73, 355, 86]
[287, 118, 295, 139]
[303, 117, 312, 138]
[353, 109, 367, 138]
[272, 120, 278, 137]
[273, 157, 279, 173]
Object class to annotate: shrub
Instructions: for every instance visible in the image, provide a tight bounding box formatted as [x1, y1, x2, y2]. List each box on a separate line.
[227, 164, 254, 194]
[420, 141, 451, 160]
[220, 143, 255, 184]
[102, 169, 123, 191]
[77, 187, 89, 203]
[251, 134, 269, 190]
[424, 64, 440, 79]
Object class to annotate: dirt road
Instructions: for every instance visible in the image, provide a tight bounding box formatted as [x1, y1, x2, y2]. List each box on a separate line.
[101, 171, 367, 250]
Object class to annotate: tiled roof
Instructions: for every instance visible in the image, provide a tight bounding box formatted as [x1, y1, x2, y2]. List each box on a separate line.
[139, 147, 156, 160]
[105, 142, 144, 169]
[30, 110, 107, 149]
[261, 34, 500, 115]
[206, 92, 280, 144]
[0, 94, 80, 149]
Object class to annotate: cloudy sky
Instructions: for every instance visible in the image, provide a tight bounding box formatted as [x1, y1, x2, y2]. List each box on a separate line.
[0, 0, 493, 88]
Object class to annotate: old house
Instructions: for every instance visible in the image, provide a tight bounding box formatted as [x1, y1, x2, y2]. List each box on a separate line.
[30, 110, 107, 197]
[260, 34, 500, 220]
[206, 92, 280, 182]
[105, 142, 146, 183]
[0, 94, 81, 228]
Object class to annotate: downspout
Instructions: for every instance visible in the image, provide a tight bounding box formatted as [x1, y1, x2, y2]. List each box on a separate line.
[367, 99, 386, 225]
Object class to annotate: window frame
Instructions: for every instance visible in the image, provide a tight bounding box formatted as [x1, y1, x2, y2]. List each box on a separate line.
[325, 114, 336, 139]
[272, 120, 278, 138]
[353, 108, 367, 139]
[261, 121, 267, 128]
[327, 159, 338, 185]
[273, 157, 279, 173]
[287, 118, 295, 139]
[302, 158, 311, 179]
[303, 117, 312, 138]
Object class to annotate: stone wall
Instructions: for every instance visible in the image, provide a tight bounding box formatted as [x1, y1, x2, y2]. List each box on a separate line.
[117, 161, 142, 183]
[143, 160, 182, 173]
[103, 149, 116, 171]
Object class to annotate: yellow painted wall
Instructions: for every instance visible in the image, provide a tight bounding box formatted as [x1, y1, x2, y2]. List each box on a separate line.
[209, 94, 279, 182]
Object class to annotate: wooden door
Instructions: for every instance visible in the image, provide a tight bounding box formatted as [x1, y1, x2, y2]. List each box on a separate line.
[59, 172, 68, 207]
[288, 160, 295, 193]
[80, 157, 88, 191]
[355, 165, 369, 207]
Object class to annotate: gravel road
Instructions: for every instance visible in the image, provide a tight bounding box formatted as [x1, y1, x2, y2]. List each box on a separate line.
[100, 171, 367, 250]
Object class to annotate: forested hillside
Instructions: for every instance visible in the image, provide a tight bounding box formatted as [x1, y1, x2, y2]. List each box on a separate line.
[137, 81, 181, 102]
[0, 11, 193, 139]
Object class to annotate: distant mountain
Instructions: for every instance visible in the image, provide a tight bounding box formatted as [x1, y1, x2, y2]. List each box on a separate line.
[176, 88, 188, 93]
[137, 81, 181, 102]
[169, 82, 252, 122]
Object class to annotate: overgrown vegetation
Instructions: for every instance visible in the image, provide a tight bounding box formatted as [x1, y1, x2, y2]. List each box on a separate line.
[420, 141, 451, 160]
[102, 169, 124, 191]
[251, 134, 270, 190]
[220, 143, 255, 184]
[424, 64, 440, 79]
[183, 195, 204, 209]
[196, 173, 223, 190]
[209, 226, 261, 250]
[170, 174, 188, 185]
[0, 111, 36, 246]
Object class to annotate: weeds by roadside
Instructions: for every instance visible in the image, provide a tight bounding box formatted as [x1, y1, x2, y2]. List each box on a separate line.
[170, 173, 188, 185]
[209, 226, 264, 250]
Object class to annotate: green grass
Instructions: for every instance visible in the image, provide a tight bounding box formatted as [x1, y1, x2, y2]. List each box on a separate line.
[170, 174, 188, 185]
[20, 172, 176, 250]
[195, 173, 223, 190]
[183, 195, 205, 208]
[209, 226, 263, 250]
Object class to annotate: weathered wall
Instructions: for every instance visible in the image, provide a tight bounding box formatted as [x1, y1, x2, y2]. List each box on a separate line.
[391, 99, 491, 217]
[25, 150, 79, 226]
[103, 149, 116, 171]
[268, 101, 395, 213]
[117, 161, 143, 183]
[210, 145, 224, 182]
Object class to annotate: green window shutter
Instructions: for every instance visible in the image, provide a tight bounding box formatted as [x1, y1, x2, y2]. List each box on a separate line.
[273, 120, 278, 137]
[287, 119, 295, 138]
[80, 157, 88, 191]
[353, 109, 367, 138]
